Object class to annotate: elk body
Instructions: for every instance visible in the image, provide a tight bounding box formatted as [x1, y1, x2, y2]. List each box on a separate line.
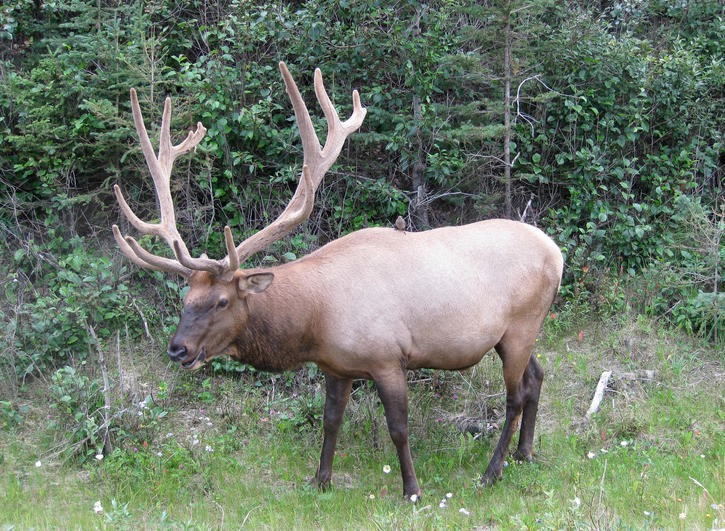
[113, 62, 564, 498]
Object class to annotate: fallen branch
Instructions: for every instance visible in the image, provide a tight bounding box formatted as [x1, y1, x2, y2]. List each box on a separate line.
[585, 369, 656, 420]
[585, 370, 612, 420]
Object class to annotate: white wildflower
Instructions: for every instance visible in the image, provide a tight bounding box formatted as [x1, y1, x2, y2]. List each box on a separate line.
[587, 451, 596, 459]
[410, 494, 418, 503]
[205, 445, 213, 452]
[679, 512, 686, 520]
[459, 508, 470, 516]
[368, 494, 375, 500]
[620, 440, 629, 447]
[439, 501, 446, 508]
[156, 452, 163, 457]
[35, 460, 42, 467]
[446, 492, 453, 499]
[573, 497, 581, 507]
[644, 511, 651, 516]
[95, 454, 103, 461]
[93, 500, 103, 515]
[383, 464, 391, 474]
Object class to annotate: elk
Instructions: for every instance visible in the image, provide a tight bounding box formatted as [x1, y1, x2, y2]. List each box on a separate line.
[113, 62, 564, 498]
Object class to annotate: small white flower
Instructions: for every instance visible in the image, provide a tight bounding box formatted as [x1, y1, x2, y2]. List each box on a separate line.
[620, 440, 629, 447]
[679, 512, 686, 520]
[459, 508, 470, 516]
[93, 500, 103, 514]
[503, 461, 509, 467]
[205, 445, 213, 452]
[446, 492, 453, 499]
[439, 501, 446, 508]
[383, 464, 391, 474]
[410, 494, 418, 503]
[573, 497, 581, 507]
[601, 448, 608, 453]
[587, 451, 596, 459]
[95, 454, 103, 461]
[35, 460, 42, 467]
[700, 454, 706, 458]
[156, 452, 163, 457]
[368, 494, 375, 500]
[644, 511, 651, 516]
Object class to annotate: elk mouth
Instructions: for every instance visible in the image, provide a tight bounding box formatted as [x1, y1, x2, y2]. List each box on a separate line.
[181, 349, 207, 370]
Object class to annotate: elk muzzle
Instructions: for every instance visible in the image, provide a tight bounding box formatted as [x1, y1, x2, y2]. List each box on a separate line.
[167, 341, 207, 370]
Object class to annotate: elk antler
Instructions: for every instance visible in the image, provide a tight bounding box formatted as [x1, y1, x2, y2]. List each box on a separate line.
[113, 63, 365, 277]
[226, 62, 366, 268]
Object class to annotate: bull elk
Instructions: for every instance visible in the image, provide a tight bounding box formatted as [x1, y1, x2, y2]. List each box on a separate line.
[112, 62, 564, 498]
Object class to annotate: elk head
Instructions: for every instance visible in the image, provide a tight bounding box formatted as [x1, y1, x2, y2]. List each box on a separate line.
[113, 63, 366, 369]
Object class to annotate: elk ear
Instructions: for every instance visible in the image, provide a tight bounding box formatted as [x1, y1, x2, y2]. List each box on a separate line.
[237, 273, 274, 296]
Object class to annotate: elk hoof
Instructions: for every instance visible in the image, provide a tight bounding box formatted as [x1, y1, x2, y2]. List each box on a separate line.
[480, 472, 500, 487]
[512, 450, 534, 463]
[310, 476, 332, 491]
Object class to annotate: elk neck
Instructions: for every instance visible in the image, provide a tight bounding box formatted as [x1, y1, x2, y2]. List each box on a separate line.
[228, 260, 324, 373]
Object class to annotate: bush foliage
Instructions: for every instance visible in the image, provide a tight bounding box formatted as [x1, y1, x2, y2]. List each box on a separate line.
[0, 0, 722, 389]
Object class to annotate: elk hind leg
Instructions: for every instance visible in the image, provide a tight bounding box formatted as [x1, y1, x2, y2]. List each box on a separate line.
[512, 355, 544, 462]
[481, 337, 534, 486]
[314, 374, 353, 489]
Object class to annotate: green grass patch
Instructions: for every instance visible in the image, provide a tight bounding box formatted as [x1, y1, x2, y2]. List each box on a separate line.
[1, 320, 723, 529]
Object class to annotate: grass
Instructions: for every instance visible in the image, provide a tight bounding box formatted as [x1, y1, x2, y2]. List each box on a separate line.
[1, 316, 723, 530]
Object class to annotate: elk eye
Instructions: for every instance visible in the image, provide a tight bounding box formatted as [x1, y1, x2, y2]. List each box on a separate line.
[217, 298, 228, 309]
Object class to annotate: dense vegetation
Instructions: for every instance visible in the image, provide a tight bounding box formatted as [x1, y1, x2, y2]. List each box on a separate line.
[0, 0, 723, 527]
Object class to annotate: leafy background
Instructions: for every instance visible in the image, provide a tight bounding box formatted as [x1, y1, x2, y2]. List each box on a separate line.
[0, 0, 723, 527]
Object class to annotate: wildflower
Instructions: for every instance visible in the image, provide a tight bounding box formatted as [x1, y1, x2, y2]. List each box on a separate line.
[644, 511, 651, 516]
[410, 494, 418, 503]
[93, 500, 104, 515]
[459, 508, 470, 516]
[156, 452, 163, 457]
[700, 454, 705, 458]
[95, 454, 104, 461]
[620, 440, 629, 447]
[192, 438, 199, 446]
[205, 445, 214, 453]
[368, 494, 375, 500]
[446, 492, 453, 499]
[601, 448, 608, 454]
[587, 451, 596, 459]
[35, 460, 42, 467]
[439, 501, 446, 508]
[573, 497, 581, 507]
[383, 464, 391, 474]
[679, 512, 686, 520]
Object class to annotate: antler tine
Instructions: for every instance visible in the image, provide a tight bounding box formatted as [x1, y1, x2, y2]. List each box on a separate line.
[231, 62, 366, 265]
[115, 88, 223, 276]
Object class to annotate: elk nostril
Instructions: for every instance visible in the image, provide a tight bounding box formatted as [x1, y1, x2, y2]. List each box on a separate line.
[167, 344, 187, 361]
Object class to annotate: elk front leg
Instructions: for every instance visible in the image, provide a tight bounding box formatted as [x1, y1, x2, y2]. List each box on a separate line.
[374, 370, 421, 498]
[314, 374, 353, 489]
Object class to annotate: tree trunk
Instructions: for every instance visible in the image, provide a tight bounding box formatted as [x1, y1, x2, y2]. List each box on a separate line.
[503, 2, 513, 219]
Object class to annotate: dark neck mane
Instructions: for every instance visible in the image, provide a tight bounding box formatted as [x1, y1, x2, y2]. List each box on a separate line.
[228, 271, 318, 373]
